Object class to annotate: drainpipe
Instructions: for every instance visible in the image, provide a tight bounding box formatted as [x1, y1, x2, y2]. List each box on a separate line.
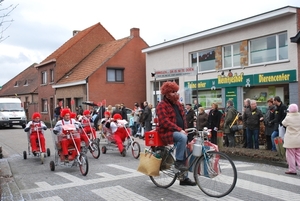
[86, 77, 89, 102]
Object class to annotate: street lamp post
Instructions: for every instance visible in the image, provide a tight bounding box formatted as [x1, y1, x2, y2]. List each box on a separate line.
[151, 72, 157, 107]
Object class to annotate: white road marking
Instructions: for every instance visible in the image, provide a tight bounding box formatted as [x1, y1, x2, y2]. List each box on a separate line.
[92, 185, 151, 201]
[240, 170, 300, 186]
[20, 165, 143, 194]
[32, 196, 64, 201]
[220, 174, 300, 201]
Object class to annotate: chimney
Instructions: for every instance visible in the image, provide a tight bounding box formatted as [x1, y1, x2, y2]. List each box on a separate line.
[130, 28, 140, 37]
[73, 30, 80, 36]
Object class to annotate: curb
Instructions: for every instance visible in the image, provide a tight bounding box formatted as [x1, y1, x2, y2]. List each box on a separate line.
[0, 159, 24, 201]
[225, 153, 288, 168]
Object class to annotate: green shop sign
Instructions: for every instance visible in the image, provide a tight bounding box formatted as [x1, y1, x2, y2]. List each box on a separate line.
[184, 70, 296, 89]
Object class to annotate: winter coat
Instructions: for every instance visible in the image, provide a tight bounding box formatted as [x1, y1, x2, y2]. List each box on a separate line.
[208, 109, 222, 131]
[224, 106, 237, 133]
[282, 112, 300, 148]
[156, 97, 187, 145]
[185, 109, 196, 128]
[273, 102, 287, 131]
[196, 112, 208, 131]
[243, 107, 263, 130]
[264, 105, 276, 136]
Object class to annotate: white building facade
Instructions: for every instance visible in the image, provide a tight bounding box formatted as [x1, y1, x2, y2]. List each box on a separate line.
[143, 6, 300, 113]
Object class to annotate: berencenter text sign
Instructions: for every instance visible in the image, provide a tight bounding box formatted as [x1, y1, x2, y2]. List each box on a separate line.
[155, 67, 196, 78]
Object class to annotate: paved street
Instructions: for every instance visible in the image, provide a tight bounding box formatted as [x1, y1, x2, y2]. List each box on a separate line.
[0, 127, 299, 201]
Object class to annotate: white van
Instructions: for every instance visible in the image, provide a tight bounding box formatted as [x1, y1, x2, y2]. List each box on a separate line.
[0, 98, 27, 128]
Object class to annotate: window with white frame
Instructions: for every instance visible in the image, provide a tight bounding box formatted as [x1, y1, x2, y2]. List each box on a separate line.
[107, 68, 124, 82]
[249, 32, 288, 64]
[42, 99, 48, 112]
[223, 42, 241, 68]
[191, 49, 216, 72]
[41, 71, 47, 84]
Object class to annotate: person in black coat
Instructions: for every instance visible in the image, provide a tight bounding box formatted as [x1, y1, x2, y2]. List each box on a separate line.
[185, 103, 196, 128]
[264, 98, 276, 150]
[207, 103, 222, 145]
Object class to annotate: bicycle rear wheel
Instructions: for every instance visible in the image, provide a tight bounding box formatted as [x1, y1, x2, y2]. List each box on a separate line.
[149, 147, 177, 188]
[193, 151, 237, 198]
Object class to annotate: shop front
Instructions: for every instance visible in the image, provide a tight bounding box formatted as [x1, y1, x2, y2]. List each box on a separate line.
[184, 69, 297, 113]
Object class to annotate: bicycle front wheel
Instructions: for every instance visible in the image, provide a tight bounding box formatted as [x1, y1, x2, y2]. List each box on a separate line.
[150, 148, 177, 188]
[131, 141, 141, 159]
[193, 151, 237, 198]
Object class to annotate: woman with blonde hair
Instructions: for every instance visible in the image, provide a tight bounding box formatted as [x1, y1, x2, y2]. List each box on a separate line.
[196, 107, 208, 131]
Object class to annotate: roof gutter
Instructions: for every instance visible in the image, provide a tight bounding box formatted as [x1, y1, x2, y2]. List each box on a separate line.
[142, 7, 297, 53]
[52, 80, 86, 89]
[34, 59, 56, 68]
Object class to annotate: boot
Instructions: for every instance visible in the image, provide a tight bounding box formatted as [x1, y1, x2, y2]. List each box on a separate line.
[180, 178, 196, 186]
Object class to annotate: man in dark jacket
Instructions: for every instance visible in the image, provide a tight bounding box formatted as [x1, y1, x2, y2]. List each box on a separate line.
[224, 100, 237, 147]
[242, 98, 251, 148]
[271, 96, 287, 151]
[143, 101, 152, 133]
[185, 103, 195, 128]
[120, 103, 128, 121]
[156, 81, 196, 186]
[243, 100, 264, 149]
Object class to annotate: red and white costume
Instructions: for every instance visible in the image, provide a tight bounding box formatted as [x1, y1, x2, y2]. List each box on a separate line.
[53, 109, 81, 156]
[24, 112, 47, 153]
[110, 114, 127, 153]
[80, 110, 97, 145]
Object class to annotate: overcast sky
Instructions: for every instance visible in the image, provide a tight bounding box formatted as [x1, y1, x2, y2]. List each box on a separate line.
[1, 0, 300, 86]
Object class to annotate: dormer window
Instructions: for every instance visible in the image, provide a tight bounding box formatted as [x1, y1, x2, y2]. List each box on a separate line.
[24, 80, 28, 86]
[14, 81, 18, 87]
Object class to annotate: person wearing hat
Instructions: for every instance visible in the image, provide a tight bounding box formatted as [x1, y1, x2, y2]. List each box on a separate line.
[105, 113, 127, 155]
[224, 100, 238, 147]
[24, 112, 47, 155]
[185, 103, 196, 128]
[80, 110, 97, 146]
[156, 81, 196, 186]
[282, 103, 300, 175]
[53, 108, 81, 162]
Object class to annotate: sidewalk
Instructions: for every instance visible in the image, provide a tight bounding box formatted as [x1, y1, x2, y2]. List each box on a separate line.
[0, 157, 24, 201]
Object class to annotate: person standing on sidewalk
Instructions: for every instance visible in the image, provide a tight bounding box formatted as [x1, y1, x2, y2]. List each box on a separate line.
[243, 100, 264, 149]
[224, 100, 238, 147]
[207, 103, 222, 145]
[264, 98, 276, 150]
[282, 103, 300, 175]
[185, 103, 196, 128]
[271, 96, 287, 151]
[143, 101, 152, 134]
[242, 98, 251, 148]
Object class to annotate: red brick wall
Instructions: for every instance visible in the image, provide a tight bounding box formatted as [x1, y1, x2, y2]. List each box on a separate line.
[88, 35, 148, 109]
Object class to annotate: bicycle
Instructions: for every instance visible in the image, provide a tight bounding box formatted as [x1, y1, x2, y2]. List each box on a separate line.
[146, 128, 237, 198]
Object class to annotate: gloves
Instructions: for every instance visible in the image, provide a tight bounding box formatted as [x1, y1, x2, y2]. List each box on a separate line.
[24, 127, 30, 132]
[43, 126, 47, 130]
[53, 130, 58, 135]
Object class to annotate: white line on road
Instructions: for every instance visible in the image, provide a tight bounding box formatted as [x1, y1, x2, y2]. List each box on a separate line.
[92, 185, 151, 201]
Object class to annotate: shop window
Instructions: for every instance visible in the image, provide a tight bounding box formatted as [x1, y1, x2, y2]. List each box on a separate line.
[223, 43, 241, 68]
[249, 32, 288, 64]
[190, 49, 216, 72]
[193, 90, 222, 108]
[107, 68, 124, 82]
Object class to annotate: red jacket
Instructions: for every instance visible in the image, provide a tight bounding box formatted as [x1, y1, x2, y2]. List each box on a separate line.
[156, 97, 187, 144]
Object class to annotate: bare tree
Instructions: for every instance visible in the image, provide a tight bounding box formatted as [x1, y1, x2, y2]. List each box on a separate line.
[0, 0, 18, 43]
